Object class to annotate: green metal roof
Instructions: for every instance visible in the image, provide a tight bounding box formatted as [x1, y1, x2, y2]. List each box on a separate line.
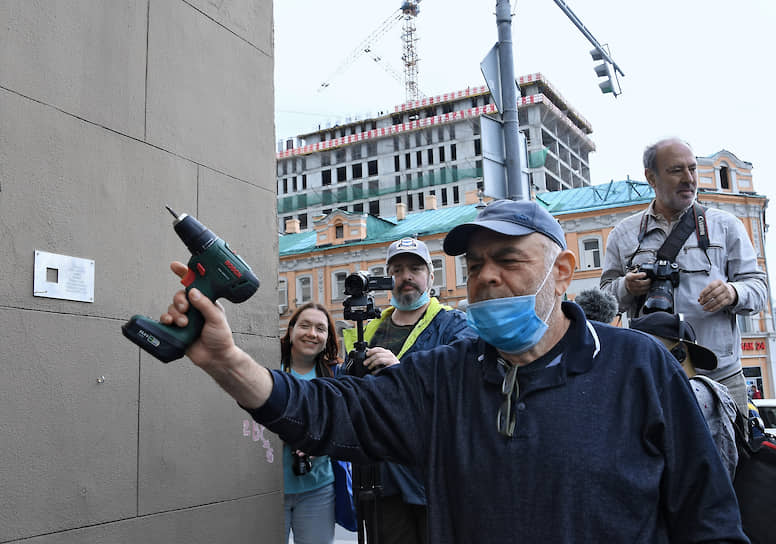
[364, 214, 398, 239]
[536, 179, 654, 215]
[535, 179, 758, 216]
[380, 204, 481, 239]
[279, 204, 481, 257]
[279, 178, 765, 258]
[278, 178, 771, 258]
[278, 181, 655, 257]
[278, 230, 317, 255]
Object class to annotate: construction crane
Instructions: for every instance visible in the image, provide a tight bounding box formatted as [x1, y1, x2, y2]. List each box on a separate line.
[401, 1, 421, 102]
[318, 1, 422, 103]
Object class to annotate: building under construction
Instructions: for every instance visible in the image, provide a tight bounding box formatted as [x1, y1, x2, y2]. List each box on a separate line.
[276, 73, 595, 234]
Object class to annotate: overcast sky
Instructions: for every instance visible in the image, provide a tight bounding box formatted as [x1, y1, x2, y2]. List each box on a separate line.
[273, 0, 776, 276]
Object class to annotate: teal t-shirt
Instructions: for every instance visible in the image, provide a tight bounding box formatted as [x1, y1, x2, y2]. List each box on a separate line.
[283, 367, 335, 495]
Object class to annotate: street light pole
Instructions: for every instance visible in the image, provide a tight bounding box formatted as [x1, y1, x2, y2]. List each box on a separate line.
[496, 0, 528, 201]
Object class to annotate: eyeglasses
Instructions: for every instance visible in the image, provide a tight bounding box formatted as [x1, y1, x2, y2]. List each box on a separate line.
[497, 363, 519, 437]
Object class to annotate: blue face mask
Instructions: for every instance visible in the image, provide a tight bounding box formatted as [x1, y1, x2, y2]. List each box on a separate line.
[466, 266, 553, 354]
[391, 290, 430, 311]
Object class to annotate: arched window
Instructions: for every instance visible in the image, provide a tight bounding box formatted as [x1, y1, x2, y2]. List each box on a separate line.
[720, 165, 730, 190]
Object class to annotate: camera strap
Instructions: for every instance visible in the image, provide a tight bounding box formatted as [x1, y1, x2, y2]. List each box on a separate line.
[636, 203, 709, 263]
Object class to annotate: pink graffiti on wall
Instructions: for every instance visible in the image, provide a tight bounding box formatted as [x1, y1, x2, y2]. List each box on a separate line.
[243, 419, 275, 463]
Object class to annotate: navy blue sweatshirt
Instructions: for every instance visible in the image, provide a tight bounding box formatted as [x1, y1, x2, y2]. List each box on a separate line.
[247, 302, 747, 543]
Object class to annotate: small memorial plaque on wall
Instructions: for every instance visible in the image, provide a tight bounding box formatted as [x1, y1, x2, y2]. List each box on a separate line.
[33, 250, 95, 303]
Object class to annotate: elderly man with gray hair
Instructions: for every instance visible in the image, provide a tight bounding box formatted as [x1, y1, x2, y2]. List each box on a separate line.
[160, 199, 747, 542]
[601, 138, 767, 415]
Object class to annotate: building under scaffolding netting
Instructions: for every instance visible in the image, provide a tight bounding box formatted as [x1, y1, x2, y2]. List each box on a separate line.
[276, 73, 596, 234]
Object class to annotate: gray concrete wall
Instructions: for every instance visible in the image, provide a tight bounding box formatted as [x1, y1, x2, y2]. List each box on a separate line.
[0, 1, 280, 542]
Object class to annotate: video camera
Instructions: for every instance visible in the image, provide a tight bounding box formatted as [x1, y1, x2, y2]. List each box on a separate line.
[344, 272, 393, 310]
[638, 259, 680, 314]
[342, 271, 394, 378]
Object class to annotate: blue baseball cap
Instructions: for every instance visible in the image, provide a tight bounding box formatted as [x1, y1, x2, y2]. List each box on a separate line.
[443, 200, 567, 255]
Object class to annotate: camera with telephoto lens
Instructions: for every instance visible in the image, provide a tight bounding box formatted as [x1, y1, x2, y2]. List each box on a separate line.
[343, 271, 394, 378]
[638, 259, 680, 314]
[292, 453, 313, 476]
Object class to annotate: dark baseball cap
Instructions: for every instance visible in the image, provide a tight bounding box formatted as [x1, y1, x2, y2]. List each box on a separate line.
[629, 312, 717, 370]
[443, 199, 566, 256]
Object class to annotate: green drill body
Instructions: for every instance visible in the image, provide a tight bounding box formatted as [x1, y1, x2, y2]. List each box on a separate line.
[122, 207, 259, 362]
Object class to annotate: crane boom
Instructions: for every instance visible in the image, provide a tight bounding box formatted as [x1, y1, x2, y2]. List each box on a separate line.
[318, 9, 403, 91]
[317, 2, 423, 103]
[370, 51, 427, 100]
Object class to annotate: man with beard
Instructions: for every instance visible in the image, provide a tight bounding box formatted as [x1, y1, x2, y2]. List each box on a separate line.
[342, 237, 474, 544]
[600, 138, 767, 415]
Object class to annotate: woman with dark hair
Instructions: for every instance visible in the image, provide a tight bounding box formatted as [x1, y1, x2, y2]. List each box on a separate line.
[280, 302, 340, 544]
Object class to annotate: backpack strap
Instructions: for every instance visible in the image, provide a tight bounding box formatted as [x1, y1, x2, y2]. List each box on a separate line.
[656, 203, 709, 262]
[628, 203, 709, 268]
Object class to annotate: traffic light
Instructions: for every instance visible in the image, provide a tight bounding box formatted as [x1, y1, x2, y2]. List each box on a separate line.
[590, 48, 616, 95]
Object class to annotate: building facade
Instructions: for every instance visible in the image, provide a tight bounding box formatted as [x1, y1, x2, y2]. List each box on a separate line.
[276, 73, 595, 235]
[277, 150, 774, 397]
[0, 1, 280, 542]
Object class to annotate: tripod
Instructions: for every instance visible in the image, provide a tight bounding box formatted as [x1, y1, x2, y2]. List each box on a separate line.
[353, 456, 383, 544]
[344, 305, 383, 544]
[341, 273, 394, 544]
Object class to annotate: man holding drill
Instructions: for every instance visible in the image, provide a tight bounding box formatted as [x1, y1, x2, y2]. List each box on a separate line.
[600, 138, 767, 414]
[342, 237, 474, 544]
[160, 199, 746, 542]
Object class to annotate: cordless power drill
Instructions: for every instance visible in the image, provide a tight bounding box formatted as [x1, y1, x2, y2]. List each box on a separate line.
[122, 206, 260, 362]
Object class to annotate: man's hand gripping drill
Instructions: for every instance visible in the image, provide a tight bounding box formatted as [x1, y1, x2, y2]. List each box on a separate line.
[121, 207, 259, 363]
